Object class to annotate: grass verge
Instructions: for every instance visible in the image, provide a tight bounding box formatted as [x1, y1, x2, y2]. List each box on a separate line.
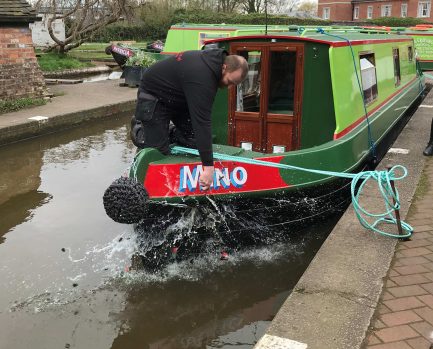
[0, 98, 47, 115]
[37, 52, 94, 72]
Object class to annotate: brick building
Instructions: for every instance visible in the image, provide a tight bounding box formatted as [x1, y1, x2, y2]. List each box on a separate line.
[0, 0, 46, 101]
[318, 0, 433, 21]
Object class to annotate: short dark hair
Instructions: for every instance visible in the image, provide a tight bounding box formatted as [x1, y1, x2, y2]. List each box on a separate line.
[224, 55, 249, 80]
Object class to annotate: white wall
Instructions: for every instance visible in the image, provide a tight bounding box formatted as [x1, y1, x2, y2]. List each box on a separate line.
[30, 14, 65, 48]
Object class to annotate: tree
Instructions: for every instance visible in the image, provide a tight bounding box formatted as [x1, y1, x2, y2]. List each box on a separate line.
[35, 0, 134, 53]
[240, 0, 300, 14]
[241, 0, 262, 13]
[297, 1, 317, 16]
[217, 0, 241, 12]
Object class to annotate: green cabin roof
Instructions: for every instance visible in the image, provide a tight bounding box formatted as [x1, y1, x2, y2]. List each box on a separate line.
[163, 24, 414, 53]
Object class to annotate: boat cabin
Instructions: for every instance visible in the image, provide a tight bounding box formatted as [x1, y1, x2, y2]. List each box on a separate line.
[120, 27, 424, 205]
[205, 28, 421, 155]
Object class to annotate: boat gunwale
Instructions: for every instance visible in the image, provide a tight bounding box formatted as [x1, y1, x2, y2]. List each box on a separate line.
[203, 34, 414, 48]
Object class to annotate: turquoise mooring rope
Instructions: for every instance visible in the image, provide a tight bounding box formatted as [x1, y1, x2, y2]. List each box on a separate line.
[171, 146, 413, 239]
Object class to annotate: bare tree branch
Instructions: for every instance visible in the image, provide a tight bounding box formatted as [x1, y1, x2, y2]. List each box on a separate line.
[40, 0, 132, 53]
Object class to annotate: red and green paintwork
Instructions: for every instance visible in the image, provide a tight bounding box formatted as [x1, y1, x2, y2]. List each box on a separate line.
[162, 23, 292, 54]
[337, 25, 433, 71]
[160, 23, 433, 70]
[398, 28, 433, 71]
[130, 27, 425, 203]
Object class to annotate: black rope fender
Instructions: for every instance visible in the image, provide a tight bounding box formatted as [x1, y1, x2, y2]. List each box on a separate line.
[103, 177, 149, 224]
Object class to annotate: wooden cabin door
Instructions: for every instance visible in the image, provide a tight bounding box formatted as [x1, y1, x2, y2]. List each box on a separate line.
[228, 43, 304, 153]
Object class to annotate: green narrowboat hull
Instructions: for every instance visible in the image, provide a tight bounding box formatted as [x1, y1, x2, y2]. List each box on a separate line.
[129, 76, 423, 203]
[103, 28, 425, 224]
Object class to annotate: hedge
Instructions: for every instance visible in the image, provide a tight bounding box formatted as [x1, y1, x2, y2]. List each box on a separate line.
[91, 11, 329, 42]
[90, 11, 433, 42]
[367, 17, 429, 27]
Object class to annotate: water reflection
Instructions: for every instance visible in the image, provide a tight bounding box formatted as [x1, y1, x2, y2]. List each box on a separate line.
[0, 114, 345, 349]
[110, 214, 341, 349]
[0, 116, 133, 243]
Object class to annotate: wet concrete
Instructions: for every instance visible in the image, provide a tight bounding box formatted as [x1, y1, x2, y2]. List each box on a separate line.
[0, 114, 343, 349]
[0, 80, 136, 146]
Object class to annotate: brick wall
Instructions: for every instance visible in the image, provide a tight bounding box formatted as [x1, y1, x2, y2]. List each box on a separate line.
[352, 1, 433, 21]
[319, 0, 433, 21]
[318, 1, 353, 20]
[0, 26, 46, 100]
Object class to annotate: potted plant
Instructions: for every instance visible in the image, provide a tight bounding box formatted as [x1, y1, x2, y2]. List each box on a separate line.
[123, 51, 157, 87]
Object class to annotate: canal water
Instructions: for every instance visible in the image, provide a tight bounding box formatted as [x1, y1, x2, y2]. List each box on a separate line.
[0, 115, 345, 349]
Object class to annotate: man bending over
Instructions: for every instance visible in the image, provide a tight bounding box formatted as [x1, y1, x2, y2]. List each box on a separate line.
[130, 49, 248, 190]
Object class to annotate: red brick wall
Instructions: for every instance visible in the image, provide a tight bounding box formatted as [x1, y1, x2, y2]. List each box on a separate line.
[0, 26, 46, 101]
[319, 0, 433, 21]
[318, 1, 353, 20]
[353, 1, 433, 21]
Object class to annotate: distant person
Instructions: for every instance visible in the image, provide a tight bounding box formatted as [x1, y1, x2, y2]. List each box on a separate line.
[424, 118, 433, 156]
[130, 49, 248, 190]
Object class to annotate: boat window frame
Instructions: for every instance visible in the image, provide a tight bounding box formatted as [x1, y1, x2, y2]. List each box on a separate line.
[393, 47, 401, 87]
[408, 46, 414, 62]
[359, 51, 379, 106]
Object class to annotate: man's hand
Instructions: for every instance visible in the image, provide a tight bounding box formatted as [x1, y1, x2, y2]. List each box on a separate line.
[199, 166, 214, 191]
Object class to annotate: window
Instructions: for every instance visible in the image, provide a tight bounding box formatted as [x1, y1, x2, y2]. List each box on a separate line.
[236, 51, 261, 112]
[360, 53, 378, 104]
[408, 46, 413, 61]
[401, 3, 408, 17]
[367, 6, 373, 19]
[418, 1, 431, 17]
[268, 51, 297, 114]
[354, 6, 360, 19]
[323, 7, 330, 20]
[381, 5, 392, 17]
[393, 48, 401, 86]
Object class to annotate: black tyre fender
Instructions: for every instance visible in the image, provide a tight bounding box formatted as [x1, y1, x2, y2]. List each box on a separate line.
[105, 45, 113, 55]
[103, 177, 148, 224]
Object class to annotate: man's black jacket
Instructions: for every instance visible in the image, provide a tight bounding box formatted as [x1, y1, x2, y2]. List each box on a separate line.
[139, 49, 227, 166]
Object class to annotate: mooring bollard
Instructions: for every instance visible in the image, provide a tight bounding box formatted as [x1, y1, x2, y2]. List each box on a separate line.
[387, 166, 411, 241]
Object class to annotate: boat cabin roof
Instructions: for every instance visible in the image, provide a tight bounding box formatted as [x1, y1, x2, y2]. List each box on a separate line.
[203, 27, 413, 47]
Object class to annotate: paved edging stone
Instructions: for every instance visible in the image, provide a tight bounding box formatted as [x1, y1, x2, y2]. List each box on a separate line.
[43, 66, 112, 78]
[0, 100, 135, 146]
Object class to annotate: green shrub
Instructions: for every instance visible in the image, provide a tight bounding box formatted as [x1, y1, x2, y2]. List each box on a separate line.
[0, 98, 46, 114]
[125, 51, 157, 67]
[367, 17, 430, 27]
[37, 53, 94, 72]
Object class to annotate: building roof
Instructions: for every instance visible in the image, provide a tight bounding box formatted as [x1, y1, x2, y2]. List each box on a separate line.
[0, 0, 39, 23]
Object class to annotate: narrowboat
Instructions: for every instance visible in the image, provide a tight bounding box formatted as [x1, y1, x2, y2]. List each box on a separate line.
[103, 27, 425, 227]
[398, 25, 433, 71]
[352, 24, 433, 71]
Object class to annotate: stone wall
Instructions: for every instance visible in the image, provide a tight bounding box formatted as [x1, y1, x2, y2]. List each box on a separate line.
[0, 26, 46, 100]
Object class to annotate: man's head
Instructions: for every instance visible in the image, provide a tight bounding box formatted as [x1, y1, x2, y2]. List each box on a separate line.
[220, 55, 249, 88]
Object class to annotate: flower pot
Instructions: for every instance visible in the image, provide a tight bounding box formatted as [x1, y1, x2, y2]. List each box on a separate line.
[123, 66, 146, 87]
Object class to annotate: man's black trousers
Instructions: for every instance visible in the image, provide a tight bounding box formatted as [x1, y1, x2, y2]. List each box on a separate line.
[130, 92, 197, 153]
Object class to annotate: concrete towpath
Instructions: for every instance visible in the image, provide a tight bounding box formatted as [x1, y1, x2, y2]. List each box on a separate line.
[255, 88, 433, 349]
[0, 79, 137, 146]
[363, 157, 433, 349]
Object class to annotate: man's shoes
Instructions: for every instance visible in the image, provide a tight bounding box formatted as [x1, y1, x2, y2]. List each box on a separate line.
[423, 142, 433, 156]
